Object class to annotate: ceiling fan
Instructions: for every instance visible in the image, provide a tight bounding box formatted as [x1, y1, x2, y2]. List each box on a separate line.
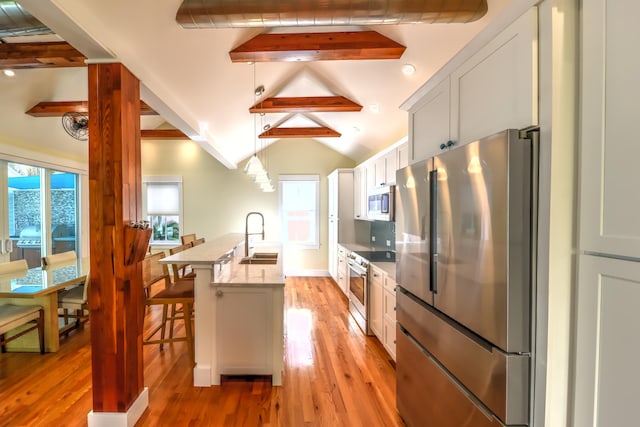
[61, 111, 89, 141]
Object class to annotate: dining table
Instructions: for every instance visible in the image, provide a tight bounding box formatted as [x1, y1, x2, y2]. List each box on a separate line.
[0, 257, 89, 352]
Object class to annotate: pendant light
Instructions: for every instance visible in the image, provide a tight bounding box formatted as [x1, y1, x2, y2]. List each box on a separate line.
[244, 63, 265, 177]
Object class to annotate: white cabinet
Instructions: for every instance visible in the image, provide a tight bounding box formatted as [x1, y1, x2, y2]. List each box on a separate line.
[450, 8, 538, 145]
[374, 156, 386, 187]
[573, 255, 640, 427]
[382, 274, 397, 360]
[407, 8, 537, 164]
[365, 161, 376, 194]
[328, 169, 354, 282]
[215, 285, 284, 380]
[409, 77, 451, 163]
[574, 2, 640, 426]
[336, 245, 349, 296]
[353, 165, 365, 220]
[397, 142, 409, 171]
[579, 0, 640, 259]
[369, 264, 384, 338]
[369, 264, 397, 360]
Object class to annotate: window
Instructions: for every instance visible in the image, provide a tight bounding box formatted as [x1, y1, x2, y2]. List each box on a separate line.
[279, 175, 319, 248]
[4, 162, 80, 268]
[143, 176, 182, 244]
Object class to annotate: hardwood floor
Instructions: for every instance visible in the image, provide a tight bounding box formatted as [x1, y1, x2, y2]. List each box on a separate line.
[0, 277, 404, 426]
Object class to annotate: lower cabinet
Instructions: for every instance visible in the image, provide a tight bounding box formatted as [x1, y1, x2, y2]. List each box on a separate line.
[336, 245, 349, 296]
[573, 254, 640, 427]
[369, 264, 397, 361]
[369, 265, 384, 337]
[216, 286, 283, 378]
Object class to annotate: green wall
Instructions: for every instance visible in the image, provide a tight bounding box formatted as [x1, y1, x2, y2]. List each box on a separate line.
[142, 138, 355, 274]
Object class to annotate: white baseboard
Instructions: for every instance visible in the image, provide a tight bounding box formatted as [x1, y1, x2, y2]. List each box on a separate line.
[284, 269, 330, 277]
[193, 364, 212, 387]
[87, 387, 148, 427]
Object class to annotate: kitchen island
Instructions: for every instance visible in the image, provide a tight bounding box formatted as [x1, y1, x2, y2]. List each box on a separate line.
[159, 233, 284, 387]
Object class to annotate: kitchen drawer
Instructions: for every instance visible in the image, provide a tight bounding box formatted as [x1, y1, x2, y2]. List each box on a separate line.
[370, 265, 384, 287]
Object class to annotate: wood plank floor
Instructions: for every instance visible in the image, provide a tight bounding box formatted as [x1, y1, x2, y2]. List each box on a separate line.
[0, 277, 405, 426]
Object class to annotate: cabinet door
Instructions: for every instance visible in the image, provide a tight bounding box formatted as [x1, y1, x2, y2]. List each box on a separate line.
[580, 0, 640, 259]
[328, 219, 338, 280]
[369, 265, 384, 338]
[365, 162, 376, 195]
[409, 76, 450, 163]
[328, 172, 337, 219]
[450, 8, 538, 146]
[353, 166, 363, 219]
[573, 255, 640, 427]
[397, 143, 409, 170]
[384, 149, 397, 185]
[374, 156, 386, 188]
[217, 287, 273, 373]
[383, 316, 396, 361]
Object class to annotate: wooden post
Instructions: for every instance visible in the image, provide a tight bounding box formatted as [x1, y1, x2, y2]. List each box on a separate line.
[87, 62, 147, 424]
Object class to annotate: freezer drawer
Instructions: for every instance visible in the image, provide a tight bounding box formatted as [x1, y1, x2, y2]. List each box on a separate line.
[397, 289, 530, 425]
[397, 328, 511, 427]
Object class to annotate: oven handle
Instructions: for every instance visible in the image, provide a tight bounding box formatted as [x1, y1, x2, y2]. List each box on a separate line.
[347, 260, 368, 276]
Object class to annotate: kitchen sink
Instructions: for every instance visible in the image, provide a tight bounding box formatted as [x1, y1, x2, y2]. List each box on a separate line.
[239, 252, 278, 264]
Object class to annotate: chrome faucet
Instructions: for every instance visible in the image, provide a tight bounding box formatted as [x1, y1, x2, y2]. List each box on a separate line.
[245, 211, 265, 256]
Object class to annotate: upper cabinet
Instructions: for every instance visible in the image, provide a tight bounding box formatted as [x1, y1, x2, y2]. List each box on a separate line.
[397, 142, 409, 171]
[579, 0, 640, 259]
[373, 149, 398, 187]
[407, 8, 538, 164]
[409, 77, 452, 163]
[451, 9, 538, 145]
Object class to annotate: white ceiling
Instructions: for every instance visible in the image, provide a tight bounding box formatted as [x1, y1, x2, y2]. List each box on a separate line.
[4, 0, 513, 168]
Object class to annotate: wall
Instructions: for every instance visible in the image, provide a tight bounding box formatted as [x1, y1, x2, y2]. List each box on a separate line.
[141, 138, 355, 273]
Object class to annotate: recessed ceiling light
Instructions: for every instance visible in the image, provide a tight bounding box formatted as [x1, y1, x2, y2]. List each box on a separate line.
[369, 104, 380, 113]
[401, 64, 415, 76]
[3, 69, 15, 77]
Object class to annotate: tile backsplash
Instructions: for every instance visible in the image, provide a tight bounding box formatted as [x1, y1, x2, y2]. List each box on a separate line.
[371, 220, 395, 251]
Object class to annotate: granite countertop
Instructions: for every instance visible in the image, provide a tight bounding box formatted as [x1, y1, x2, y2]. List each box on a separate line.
[159, 233, 245, 265]
[212, 241, 284, 287]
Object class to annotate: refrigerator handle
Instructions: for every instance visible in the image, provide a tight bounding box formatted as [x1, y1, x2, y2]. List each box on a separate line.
[429, 169, 438, 293]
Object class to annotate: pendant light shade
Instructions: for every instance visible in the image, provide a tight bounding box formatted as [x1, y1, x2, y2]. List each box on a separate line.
[253, 171, 270, 184]
[243, 155, 264, 176]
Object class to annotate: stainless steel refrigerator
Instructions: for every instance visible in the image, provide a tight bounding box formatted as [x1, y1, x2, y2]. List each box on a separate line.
[395, 129, 537, 427]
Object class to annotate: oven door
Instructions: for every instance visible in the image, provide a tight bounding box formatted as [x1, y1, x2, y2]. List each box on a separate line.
[347, 260, 368, 333]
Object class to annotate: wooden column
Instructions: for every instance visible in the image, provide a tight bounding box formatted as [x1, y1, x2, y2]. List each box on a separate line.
[87, 63, 145, 418]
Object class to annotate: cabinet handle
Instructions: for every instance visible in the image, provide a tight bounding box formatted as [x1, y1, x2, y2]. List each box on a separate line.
[393, 306, 396, 311]
[440, 140, 456, 150]
[216, 290, 223, 297]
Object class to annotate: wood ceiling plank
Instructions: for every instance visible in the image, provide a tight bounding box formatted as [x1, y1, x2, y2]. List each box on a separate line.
[230, 31, 405, 62]
[259, 127, 341, 138]
[0, 42, 86, 69]
[26, 101, 157, 117]
[140, 129, 189, 140]
[250, 96, 362, 113]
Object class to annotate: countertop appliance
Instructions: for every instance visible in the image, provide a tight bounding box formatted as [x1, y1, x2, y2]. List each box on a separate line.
[395, 129, 538, 427]
[367, 185, 395, 221]
[347, 251, 370, 335]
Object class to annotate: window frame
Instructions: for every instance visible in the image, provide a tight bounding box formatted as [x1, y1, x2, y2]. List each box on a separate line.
[278, 174, 320, 249]
[142, 176, 183, 246]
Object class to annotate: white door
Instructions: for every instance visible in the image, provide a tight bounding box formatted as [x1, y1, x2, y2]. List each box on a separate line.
[573, 255, 640, 427]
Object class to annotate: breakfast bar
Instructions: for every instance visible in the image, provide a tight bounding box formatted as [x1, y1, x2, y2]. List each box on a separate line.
[159, 233, 285, 387]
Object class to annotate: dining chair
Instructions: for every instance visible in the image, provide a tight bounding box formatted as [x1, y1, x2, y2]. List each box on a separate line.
[42, 250, 77, 266]
[180, 233, 196, 246]
[0, 304, 45, 354]
[0, 259, 28, 276]
[142, 252, 194, 364]
[57, 271, 90, 336]
[167, 243, 196, 338]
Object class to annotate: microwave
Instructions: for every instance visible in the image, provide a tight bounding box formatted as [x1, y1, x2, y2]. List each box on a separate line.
[367, 185, 395, 221]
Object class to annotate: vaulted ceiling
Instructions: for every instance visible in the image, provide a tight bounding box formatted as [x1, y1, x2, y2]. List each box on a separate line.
[0, 0, 513, 168]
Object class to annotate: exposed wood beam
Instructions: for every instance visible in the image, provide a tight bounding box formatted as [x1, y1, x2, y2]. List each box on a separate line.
[26, 101, 158, 117]
[259, 127, 341, 139]
[0, 42, 85, 69]
[250, 96, 362, 113]
[140, 129, 189, 140]
[230, 31, 405, 62]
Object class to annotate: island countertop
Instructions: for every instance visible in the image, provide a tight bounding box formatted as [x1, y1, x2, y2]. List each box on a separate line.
[213, 242, 284, 287]
[159, 232, 244, 265]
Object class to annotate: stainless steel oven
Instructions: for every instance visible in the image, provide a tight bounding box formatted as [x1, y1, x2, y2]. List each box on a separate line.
[347, 252, 370, 335]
